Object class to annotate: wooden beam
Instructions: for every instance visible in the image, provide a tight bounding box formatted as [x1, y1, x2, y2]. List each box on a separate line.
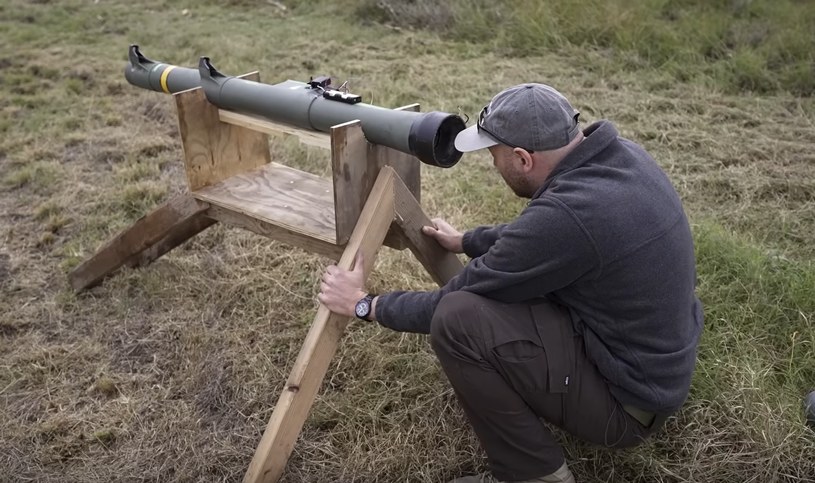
[218, 110, 331, 150]
[392, 174, 464, 286]
[243, 167, 397, 483]
[370, 104, 422, 250]
[376, 103, 421, 204]
[68, 195, 211, 292]
[330, 120, 370, 245]
[126, 213, 216, 269]
[331, 105, 423, 247]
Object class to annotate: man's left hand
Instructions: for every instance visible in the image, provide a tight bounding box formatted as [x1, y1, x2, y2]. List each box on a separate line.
[317, 251, 367, 317]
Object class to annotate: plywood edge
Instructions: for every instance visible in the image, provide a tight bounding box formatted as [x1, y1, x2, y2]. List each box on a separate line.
[395, 103, 420, 112]
[205, 205, 343, 259]
[218, 110, 331, 150]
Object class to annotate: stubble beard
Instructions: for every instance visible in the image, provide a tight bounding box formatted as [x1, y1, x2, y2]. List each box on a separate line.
[502, 167, 536, 199]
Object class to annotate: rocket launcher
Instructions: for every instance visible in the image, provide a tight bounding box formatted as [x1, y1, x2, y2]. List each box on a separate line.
[124, 45, 465, 168]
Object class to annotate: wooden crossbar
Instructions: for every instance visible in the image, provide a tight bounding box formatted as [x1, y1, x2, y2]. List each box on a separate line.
[219, 110, 331, 150]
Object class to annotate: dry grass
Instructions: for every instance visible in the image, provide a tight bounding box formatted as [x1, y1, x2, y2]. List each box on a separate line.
[1, 1, 814, 482]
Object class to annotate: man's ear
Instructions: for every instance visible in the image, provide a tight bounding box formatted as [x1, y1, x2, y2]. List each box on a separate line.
[512, 147, 535, 173]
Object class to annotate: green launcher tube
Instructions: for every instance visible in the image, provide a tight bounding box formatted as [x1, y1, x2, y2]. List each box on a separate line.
[124, 45, 465, 168]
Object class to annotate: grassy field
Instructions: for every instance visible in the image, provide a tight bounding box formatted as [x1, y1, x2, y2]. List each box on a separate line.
[1, 0, 814, 482]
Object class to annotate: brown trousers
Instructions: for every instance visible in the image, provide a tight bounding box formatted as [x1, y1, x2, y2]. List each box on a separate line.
[429, 292, 665, 482]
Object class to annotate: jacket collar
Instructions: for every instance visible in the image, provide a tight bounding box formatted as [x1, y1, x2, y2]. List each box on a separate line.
[532, 120, 619, 198]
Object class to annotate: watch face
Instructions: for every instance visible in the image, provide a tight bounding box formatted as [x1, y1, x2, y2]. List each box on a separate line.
[355, 300, 370, 317]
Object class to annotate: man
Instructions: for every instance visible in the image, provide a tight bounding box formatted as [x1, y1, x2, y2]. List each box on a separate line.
[318, 84, 703, 483]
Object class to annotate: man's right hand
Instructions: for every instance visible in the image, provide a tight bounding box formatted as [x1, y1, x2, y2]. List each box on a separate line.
[422, 218, 464, 254]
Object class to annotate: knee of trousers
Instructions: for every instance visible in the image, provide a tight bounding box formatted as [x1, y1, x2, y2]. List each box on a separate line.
[429, 291, 486, 352]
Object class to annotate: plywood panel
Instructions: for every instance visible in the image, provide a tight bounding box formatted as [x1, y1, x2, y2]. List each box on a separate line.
[192, 163, 337, 244]
[175, 72, 271, 190]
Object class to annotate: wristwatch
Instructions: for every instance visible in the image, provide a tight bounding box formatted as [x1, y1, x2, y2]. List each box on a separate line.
[354, 294, 376, 321]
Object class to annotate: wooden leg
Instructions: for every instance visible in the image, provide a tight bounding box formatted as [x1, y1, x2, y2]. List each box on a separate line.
[68, 194, 212, 292]
[392, 176, 464, 286]
[243, 168, 398, 483]
[127, 212, 215, 269]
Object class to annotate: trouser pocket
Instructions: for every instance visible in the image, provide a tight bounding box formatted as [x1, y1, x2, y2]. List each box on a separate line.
[492, 338, 550, 393]
[489, 302, 575, 394]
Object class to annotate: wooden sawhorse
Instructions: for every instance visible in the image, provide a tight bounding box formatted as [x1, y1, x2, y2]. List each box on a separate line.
[68, 72, 464, 482]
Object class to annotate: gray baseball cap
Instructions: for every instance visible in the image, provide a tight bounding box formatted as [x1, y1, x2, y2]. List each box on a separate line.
[455, 83, 580, 152]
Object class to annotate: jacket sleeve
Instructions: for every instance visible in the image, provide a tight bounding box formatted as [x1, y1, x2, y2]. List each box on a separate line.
[462, 223, 508, 258]
[376, 197, 600, 334]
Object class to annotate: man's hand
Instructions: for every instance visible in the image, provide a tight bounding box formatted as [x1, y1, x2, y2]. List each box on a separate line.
[422, 218, 464, 254]
[317, 252, 367, 317]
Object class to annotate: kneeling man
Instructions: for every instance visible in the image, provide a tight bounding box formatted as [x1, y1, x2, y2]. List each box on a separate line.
[319, 83, 703, 483]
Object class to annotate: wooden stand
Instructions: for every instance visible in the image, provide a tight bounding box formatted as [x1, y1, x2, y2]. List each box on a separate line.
[68, 72, 464, 482]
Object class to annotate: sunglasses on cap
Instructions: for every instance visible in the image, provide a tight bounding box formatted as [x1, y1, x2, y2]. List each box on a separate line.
[477, 104, 535, 153]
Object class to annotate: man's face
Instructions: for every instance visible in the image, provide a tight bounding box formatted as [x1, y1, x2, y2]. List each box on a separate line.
[488, 145, 536, 198]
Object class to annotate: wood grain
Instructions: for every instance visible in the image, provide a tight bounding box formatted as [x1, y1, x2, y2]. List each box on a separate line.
[175, 72, 271, 190]
[126, 214, 216, 269]
[330, 120, 370, 245]
[205, 205, 344, 260]
[393, 173, 464, 286]
[369, 104, 422, 249]
[192, 162, 337, 244]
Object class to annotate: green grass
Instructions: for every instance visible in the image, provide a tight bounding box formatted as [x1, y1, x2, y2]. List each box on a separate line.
[349, 0, 815, 96]
[0, 0, 814, 482]
[695, 221, 815, 397]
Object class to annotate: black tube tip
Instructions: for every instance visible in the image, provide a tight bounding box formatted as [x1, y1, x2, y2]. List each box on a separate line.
[408, 112, 466, 168]
[128, 44, 152, 67]
[198, 57, 226, 80]
[125, 45, 156, 88]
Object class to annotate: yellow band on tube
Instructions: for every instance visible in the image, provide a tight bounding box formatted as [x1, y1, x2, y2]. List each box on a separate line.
[159, 65, 176, 94]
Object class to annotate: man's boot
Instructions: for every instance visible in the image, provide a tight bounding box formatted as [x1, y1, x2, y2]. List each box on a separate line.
[449, 462, 575, 483]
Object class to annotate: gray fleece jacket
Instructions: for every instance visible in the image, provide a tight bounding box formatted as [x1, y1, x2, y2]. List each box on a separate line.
[376, 120, 703, 413]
